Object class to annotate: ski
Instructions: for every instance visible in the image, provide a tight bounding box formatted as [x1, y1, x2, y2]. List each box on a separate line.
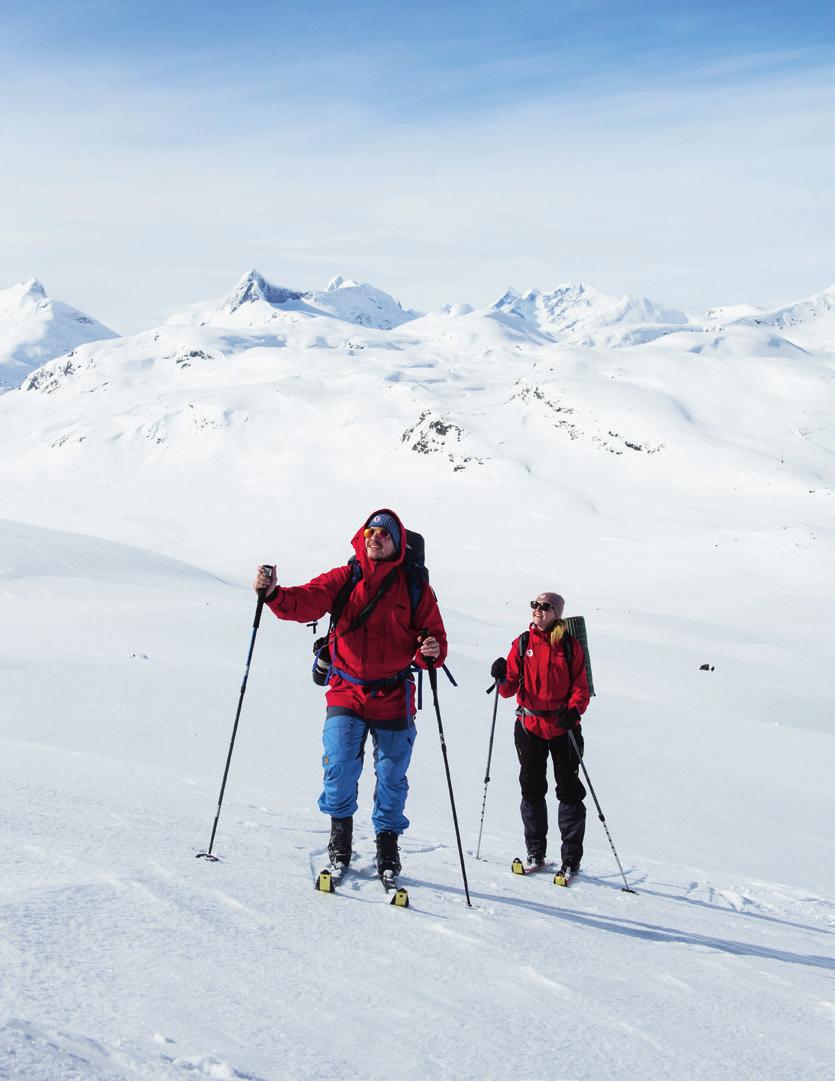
[511, 857, 578, 885]
[511, 856, 555, 876]
[380, 870, 409, 908]
[315, 863, 409, 907]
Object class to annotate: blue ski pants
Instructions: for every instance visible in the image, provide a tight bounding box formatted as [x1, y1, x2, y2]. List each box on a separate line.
[317, 712, 417, 834]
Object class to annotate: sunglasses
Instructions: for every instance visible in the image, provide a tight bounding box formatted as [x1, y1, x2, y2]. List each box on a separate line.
[530, 601, 553, 611]
[364, 526, 390, 540]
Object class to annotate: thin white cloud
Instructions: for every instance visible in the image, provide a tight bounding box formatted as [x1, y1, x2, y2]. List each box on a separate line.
[1, 46, 832, 329]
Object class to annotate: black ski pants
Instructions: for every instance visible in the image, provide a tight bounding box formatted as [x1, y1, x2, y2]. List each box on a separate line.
[514, 718, 586, 865]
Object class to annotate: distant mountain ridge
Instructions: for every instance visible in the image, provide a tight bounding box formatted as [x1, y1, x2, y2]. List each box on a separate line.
[167, 269, 422, 331]
[726, 284, 835, 350]
[492, 282, 692, 338]
[0, 278, 117, 390]
[487, 282, 695, 348]
[3, 272, 834, 395]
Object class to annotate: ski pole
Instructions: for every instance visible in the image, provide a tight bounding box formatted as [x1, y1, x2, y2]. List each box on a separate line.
[197, 567, 273, 862]
[567, 729, 636, 893]
[475, 682, 500, 860]
[425, 653, 472, 907]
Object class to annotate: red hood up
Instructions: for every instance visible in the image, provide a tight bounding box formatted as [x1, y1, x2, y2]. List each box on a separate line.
[350, 507, 406, 578]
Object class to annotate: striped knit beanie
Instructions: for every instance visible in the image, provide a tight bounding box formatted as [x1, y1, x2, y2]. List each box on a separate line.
[366, 512, 402, 555]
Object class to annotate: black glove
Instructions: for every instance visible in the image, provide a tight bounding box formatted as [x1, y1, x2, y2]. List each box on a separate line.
[560, 707, 582, 730]
[490, 657, 507, 681]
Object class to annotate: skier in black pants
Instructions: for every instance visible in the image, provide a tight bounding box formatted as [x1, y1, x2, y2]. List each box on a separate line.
[491, 592, 591, 873]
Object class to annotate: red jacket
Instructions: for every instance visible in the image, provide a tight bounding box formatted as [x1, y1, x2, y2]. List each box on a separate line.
[266, 510, 448, 723]
[498, 623, 590, 739]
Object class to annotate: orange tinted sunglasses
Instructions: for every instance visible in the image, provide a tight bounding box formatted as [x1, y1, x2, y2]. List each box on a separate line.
[364, 526, 390, 539]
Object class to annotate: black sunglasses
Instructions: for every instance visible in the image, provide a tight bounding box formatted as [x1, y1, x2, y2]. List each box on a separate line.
[530, 601, 553, 612]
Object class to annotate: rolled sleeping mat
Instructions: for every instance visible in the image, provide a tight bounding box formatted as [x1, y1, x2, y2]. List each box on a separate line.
[564, 615, 595, 697]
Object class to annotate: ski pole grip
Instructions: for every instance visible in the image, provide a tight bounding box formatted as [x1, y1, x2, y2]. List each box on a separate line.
[419, 627, 436, 667]
[253, 565, 275, 629]
[419, 627, 439, 689]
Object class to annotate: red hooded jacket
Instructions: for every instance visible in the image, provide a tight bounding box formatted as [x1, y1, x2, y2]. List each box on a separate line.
[498, 623, 590, 739]
[265, 509, 448, 724]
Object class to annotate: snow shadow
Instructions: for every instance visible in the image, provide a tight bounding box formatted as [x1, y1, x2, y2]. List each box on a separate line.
[629, 880, 835, 938]
[444, 886, 835, 971]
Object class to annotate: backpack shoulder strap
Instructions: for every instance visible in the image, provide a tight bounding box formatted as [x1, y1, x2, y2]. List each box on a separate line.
[518, 630, 530, 698]
[331, 531, 429, 635]
[329, 558, 361, 631]
[562, 631, 574, 672]
[405, 565, 428, 623]
[331, 557, 400, 640]
[346, 567, 398, 633]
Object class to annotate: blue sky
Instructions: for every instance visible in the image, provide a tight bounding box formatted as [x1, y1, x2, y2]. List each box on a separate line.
[2, 1, 833, 330]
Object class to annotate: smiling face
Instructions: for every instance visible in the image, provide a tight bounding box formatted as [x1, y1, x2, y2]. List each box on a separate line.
[530, 592, 565, 632]
[364, 526, 397, 562]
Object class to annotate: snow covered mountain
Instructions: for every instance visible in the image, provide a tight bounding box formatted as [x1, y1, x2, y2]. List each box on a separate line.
[724, 283, 835, 350]
[0, 272, 833, 1079]
[168, 268, 422, 331]
[0, 278, 117, 391]
[492, 282, 692, 346]
[3, 272, 831, 638]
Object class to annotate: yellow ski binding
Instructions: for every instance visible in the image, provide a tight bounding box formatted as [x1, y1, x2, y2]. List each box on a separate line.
[315, 869, 334, 893]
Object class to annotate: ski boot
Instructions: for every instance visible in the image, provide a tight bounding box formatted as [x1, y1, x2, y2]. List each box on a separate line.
[328, 816, 353, 871]
[375, 830, 402, 877]
[526, 839, 546, 868]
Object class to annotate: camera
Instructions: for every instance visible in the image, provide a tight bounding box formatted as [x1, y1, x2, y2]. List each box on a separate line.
[312, 636, 331, 686]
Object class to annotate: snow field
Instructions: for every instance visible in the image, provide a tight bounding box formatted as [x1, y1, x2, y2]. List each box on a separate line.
[1, 266, 833, 1078]
[1, 521, 833, 1081]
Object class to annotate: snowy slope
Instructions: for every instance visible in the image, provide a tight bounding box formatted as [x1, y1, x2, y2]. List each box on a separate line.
[168, 269, 421, 331]
[705, 302, 764, 323]
[1, 519, 833, 1081]
[0, 275, 834, 1080]
[0, 279, 117, 391]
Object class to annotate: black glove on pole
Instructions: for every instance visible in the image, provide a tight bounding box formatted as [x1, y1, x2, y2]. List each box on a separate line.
[197, 570, 272, 862]
[476, 682, 500, 860]
[490, 656, 507, 681]
[425, 651, 472, 906]
[567, 729, 636, 893]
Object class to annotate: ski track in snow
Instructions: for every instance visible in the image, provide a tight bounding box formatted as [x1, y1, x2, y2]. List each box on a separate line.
[2, 724, 833, 1081]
